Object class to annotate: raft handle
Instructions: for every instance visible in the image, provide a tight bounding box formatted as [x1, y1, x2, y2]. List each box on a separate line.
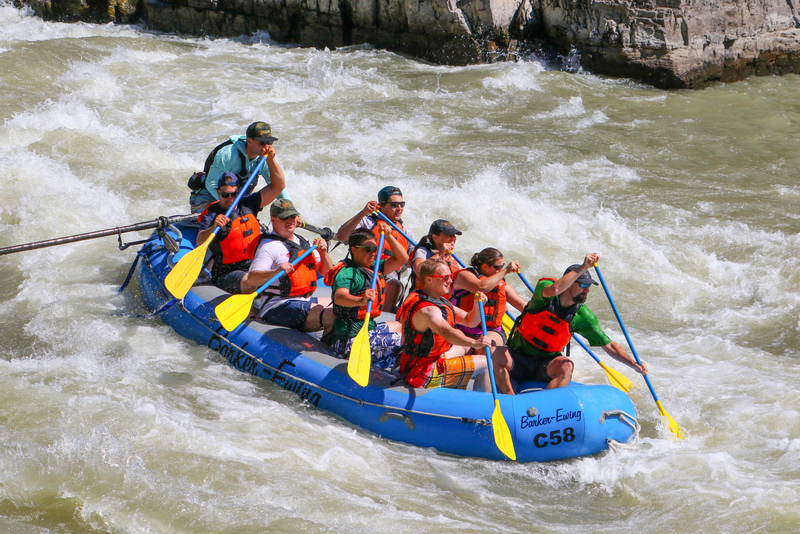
[379, 411, 416, 431]
[599, 409, 640, 435]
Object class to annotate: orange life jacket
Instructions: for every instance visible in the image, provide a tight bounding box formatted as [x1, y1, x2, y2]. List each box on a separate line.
[450, 267, 507, 329]
[324, 259, 386, 319]
[259, 233, 318, 299]
[198, 201, 261, 277]
[512, 278, 582, 353]
[411, 247, 462, 290]
[396, 290, 456, 387]
[367, 214, 409, 264]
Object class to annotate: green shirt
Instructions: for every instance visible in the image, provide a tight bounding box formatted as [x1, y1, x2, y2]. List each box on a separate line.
[329, 260, 385, 343]
[508, 278, 611, 360]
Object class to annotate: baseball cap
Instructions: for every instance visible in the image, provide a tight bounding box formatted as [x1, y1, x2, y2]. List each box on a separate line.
[217, 171, 241, 189]
[563, 264, 599, 285]
[270, 198, 300, 219]
[246, 121, 278, 143]
[429, 219, 462, 236]
[378, 186, 402, 203]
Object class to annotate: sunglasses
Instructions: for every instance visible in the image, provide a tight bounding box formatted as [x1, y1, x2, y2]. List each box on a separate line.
[491, 263, 505, 270]
[385, 201, 405, 208]
[219, 190, 239, 199]
[429, 274, 453, 282]
[256, 140, 271, 146]
[354, 244, 378, 254]
[278, 214, 298, 221]
[577, 282, 591, 289]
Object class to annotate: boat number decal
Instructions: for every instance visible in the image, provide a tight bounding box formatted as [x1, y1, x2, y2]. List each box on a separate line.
[207, 331, 322, 407]
[533, 428, 576, 448]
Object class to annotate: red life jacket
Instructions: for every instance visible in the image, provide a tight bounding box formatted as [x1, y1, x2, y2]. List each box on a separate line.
[324, 259, 386, 319]
[450, 267, 507, 329]
[198, 201, 261, 275]
[259, 233, 318, 299]
[367, 214, 409, 264]
[512, 278, 582, 353]
[396, 290, 456, 387]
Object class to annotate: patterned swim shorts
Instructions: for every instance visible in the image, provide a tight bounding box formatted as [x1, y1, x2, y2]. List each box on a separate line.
[425, 355, 476, 389]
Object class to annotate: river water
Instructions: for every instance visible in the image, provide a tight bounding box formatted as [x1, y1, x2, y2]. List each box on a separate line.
[1, 3, 799, 533]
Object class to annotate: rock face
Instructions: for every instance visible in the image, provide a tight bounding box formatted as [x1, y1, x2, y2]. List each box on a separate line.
[536, 0, 800, 88]
[17, 0, 800, 88]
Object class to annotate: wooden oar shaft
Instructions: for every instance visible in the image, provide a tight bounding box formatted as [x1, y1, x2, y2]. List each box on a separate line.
[0, 214, 195, 256]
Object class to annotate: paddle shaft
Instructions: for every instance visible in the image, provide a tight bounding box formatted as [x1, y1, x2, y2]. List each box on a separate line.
[205, 156, 267, 242]
[363, 232, 386, 317]
[0, 214, 195, 256]
[298, 221, 335, 242]
[252, 245, 317, 297]
[478, 301, 502, 398]
[593, 264, 660, 402]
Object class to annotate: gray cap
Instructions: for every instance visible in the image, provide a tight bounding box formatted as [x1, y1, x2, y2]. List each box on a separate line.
[564, 264, 598, 285]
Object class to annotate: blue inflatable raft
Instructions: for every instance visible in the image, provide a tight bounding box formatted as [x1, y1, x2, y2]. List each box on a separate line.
[134, 221, 639, 463]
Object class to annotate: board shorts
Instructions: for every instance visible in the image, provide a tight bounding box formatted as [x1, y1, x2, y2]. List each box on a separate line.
[330, 322, 401, 370]
[508, 349, 553, 383]
[214, 270, 247, 294]
[259, 298, 319, 330]
[423, 355, 476, 390]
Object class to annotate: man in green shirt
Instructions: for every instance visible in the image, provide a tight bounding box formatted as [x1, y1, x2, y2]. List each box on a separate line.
[495, 253, 648, 394]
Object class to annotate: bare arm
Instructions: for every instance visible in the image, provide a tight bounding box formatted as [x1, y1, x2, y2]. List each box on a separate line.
[314, 238, 333, 277]
[382, 226, 409, 274]
[412, 306, 487, 350]
[542, 253, 599, 298]
[601, 340, 648, 375]
[196, 214, 228, 246]
[258, 147, 286, 208]
[336, 201, 377, 241]
[505, 284, 528, 312]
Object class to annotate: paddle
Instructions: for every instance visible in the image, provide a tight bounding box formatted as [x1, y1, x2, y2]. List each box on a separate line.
[0, 214, 195, 256]
[165, 157, 267, 299]
[215, 245, 317, 331]
[515, 272, 634, 393]
[347, 231, 386, 387]
[477, 295, 517, 461]
[571, 335, 634, 392]
[593, 263, 685, 440]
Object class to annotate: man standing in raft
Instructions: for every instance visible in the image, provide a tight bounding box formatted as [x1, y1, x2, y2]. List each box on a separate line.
[190, 121, 289, 213]
[242, 199, 334, 332]
[494, 253, 648, 394]
[325, 226, 409, 368]
[196, 169, 285, 294]
[396, 258, 503, 392]
[335, 186, 415, 312]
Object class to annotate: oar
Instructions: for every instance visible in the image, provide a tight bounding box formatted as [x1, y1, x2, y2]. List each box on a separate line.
[571, 335, 634, 392]
[478, 294, 517, 461]
[298, 221, 335, 242]
[593, 264, 685, 440]
[165, 157, 267, 299]
[0, 214, 195, 256]
[516, 272, 634, 393]
[347, 231, 386, 387]
[214, 245, 317, 331]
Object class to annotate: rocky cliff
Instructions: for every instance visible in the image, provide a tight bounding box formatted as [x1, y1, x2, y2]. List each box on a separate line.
[18, 0, 800, 88]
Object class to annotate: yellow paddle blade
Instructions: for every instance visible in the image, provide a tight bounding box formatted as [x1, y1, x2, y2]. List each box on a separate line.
[502, 313, 515, 336]
[656, 400, 686, 440]
[165, 237, 212, 299]
[598, 361, 635, 393]
[492, 399, 516, 461]
[215, 292, 257, 332]
[347, 313, 372, 387]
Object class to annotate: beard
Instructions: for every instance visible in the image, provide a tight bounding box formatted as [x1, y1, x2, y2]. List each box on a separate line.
[573, 292, 588, 304]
